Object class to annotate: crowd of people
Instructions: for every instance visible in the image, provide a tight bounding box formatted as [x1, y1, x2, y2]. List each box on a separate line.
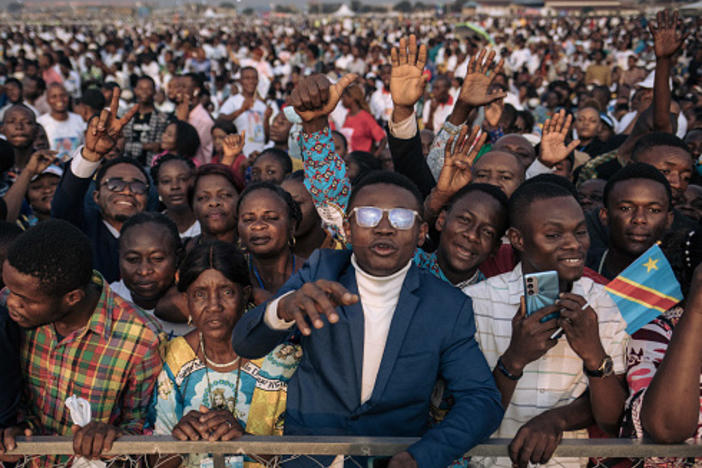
[0, 7, 700, 468]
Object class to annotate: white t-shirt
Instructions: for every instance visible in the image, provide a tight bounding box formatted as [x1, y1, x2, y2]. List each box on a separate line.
[218, 94, 268, 157]
[37, 112, 86, 161]
[109, 279, 193, 338]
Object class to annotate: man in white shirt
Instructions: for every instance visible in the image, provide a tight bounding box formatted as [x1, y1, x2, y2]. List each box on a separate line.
[369, 65, 394, 125]
[218, 67, 269, 157]
[422, 75, 454, 132]
[37, 83, 85, 161]
[465, 181, 629, 468]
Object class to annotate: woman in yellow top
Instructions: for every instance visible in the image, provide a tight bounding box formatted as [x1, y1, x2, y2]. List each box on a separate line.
[149, 240, 301, 468]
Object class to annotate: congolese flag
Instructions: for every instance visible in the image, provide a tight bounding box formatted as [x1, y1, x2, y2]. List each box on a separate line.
[605, 243, 683, 335]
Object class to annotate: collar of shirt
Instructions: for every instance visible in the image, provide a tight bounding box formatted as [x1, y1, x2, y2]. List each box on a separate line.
[84, 272, 113, 340]
[102, 219, 120, 238]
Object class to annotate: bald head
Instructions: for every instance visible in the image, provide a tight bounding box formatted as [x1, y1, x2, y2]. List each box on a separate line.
[493, 134, 536, 168]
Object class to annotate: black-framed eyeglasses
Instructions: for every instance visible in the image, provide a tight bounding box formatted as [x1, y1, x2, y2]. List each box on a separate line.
[348, 206, 420, 230]
[101, 178, 149, 195]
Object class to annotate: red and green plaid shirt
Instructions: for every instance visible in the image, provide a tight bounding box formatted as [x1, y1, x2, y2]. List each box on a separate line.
[1, 272, 164, 444]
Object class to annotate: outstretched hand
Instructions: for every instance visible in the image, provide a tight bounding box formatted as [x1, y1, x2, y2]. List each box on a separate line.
[649, 9, 689, 59]
[288, 74, 358, 123]
[25, 149, 58, 175]
[277, 279, 359, 336]
[84, 87, 138, 162]
[436, 125, 486, 195]
[221, 131, 246, 166]
[458, 49, 507, 108]
[539, 109, 580, 167]
[389, 34, 428, 108]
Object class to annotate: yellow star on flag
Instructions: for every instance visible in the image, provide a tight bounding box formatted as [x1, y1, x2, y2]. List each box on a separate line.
[643, 257, 659, 273]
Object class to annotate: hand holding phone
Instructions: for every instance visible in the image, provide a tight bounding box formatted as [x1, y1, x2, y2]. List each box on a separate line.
[524, 270, 560, 322]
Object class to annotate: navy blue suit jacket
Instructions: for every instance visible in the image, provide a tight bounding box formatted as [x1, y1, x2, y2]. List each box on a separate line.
[233, 249, 503, 468]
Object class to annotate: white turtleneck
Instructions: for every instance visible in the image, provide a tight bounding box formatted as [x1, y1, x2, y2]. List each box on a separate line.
[351, 254, 411, 404]
[264, 254, 412, 404]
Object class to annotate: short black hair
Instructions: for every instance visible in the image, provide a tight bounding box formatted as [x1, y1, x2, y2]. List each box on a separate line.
[346, 151, 382, 185]
[444, 183, 509, 238]
[331, 130, 348, 154]
[169, 120, 201, 160]
[95, 157, 151, 188]
[211, 119, 238, 135]
[508, 182, 578, 229]
[632, 131, 693, 161]
[349, 170, 423, 212]
[237, 181, 302, 230]
[603, 162, 673, 210]
[136, 75, 155, 88]
[4, 77, 22, 91]
[256, 148, 293, 175]
[6, 219, 93, 297]
[177, 240, 250, 292]
[2, 103, 37, 124]
[284, 169, 305, 183]
[77, 88, 106, 113]
[150, 153, 196, 184]
[188, 164, 240, 207]
[524, 173, 579, 199]
[119, 212, 183, 257]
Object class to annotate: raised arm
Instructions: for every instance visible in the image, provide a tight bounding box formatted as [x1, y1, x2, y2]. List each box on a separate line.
[526, 109, 580, 179]
[386, 34, 435, 198]
[650, 10, 689, 133]
[4, 150, 56, 222]
[289, 74, 357, 242]
[426, 49, 506, 179]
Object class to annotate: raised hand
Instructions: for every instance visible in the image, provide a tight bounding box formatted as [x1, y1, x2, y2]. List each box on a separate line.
[277, 279, 359, 336]
[539, 109, 580, 167]
[175, 92, 192, 121]
[25, 149, 57, 175]
[436, 125, 486, 195]
[389, 34, 428, 108]
[649, 10, 689, 59]
[288, 73, 358, 123]
[221, 131, 246, 166]
[84, 87, 138, 162]
[459, 49, 507, 107]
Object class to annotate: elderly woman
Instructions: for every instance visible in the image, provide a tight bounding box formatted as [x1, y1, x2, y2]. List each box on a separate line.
[149, 240, 301, 468]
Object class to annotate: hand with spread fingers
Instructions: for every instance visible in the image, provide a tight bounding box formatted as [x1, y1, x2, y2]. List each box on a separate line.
[84, 87, 139, 162]
[649, 9, 689, 59]
[389, 34, 428, 109]
[458, 49, 507, 108]
[221, 131, 246, 166]
[436, 125, 486, 195]
[287, 73, 358, 127]
[72, 421, 123, 460]
[277, 279, 359, 336]
[539, 109, 580, 167]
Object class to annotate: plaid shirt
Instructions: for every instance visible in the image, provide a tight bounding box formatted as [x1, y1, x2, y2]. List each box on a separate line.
[1, 272, 164, 465]
[122, 110, 170, 166]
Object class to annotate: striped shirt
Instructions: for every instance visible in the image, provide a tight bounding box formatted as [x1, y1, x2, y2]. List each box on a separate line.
[464, 263, 629, 468]
[1, 273, 164, 467]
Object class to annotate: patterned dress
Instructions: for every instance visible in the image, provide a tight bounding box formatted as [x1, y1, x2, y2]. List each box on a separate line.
[622, 306, 702, 467]
[150, 336, 302, 468]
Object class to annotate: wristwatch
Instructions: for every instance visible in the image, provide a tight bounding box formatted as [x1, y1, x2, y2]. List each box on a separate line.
[583, 355, 614, 378]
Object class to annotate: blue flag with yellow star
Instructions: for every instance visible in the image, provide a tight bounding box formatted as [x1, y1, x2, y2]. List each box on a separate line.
[605, 244, 683, 335]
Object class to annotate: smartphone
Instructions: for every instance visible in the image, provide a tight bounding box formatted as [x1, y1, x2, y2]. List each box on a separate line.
[524, 270, 560, 323]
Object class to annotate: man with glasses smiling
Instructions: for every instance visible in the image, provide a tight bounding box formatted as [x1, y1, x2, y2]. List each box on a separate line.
[52, 88, 146, 283]
[234, 73, 503, 468]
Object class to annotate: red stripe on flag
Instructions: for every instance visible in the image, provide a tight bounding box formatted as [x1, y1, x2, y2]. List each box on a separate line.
[606, 278, 679, 311]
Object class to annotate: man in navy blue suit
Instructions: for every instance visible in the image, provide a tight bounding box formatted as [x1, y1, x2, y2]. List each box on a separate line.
[233, 68, 503, 468]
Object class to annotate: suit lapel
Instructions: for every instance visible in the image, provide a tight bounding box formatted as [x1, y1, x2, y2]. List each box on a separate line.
[368, 264, 420, 403]
[339, 265, 364, 401]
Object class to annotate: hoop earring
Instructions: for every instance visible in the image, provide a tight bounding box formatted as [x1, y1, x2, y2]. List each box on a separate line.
[187, 315, 192, 326]
[289, 236, 296, 250]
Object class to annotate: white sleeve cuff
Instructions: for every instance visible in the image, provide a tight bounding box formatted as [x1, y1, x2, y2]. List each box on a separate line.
[388, 113, 418, 139]
[70, 146, 101, 179]
[263, 291, 296, 330]
[526, 158, 556, 179]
